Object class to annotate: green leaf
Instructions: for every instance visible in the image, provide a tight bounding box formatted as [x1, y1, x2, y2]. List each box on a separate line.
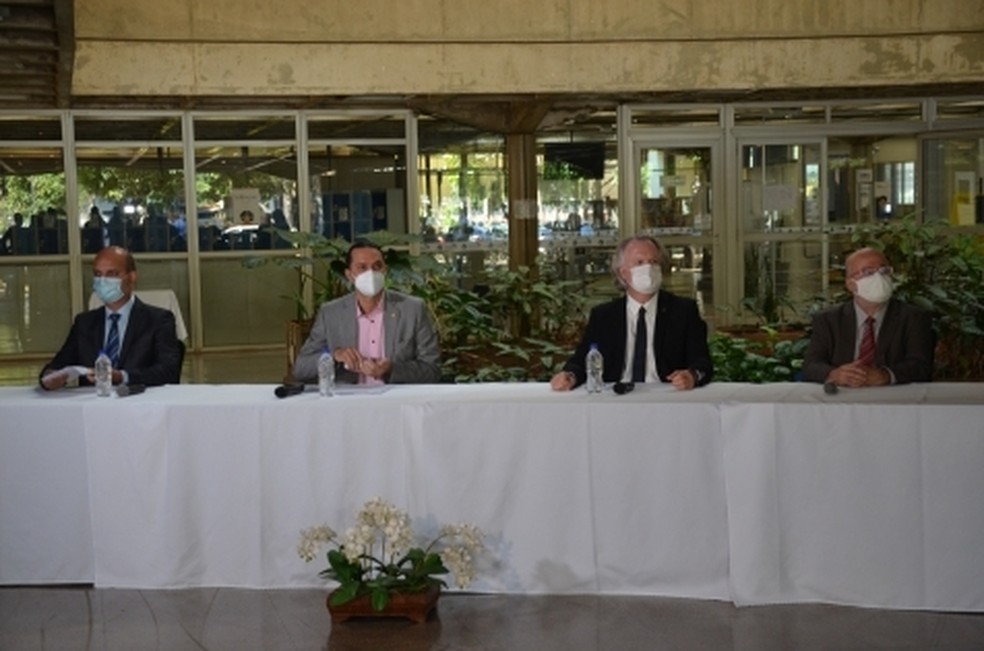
[371, 587, 390, 611]
[329, 582, 361, 606]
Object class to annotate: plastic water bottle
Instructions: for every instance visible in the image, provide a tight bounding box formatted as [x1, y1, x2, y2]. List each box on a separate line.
[94, 350, 112, 397]
[585, 344, 604, 393]
[317, 347, 335, 397]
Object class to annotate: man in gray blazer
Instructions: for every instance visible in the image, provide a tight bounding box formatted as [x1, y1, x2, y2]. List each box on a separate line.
[292, 241, 441, 384]
[802, 247, 934, 387]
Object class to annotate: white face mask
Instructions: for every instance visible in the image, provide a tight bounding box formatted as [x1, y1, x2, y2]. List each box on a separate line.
[354, 270, 386, 297]
[854, 272, 894, 304]
[92, 277, 125, 304]
[628, 264, 662, 295]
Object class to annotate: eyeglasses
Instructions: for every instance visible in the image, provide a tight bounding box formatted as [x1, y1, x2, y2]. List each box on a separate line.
[849, 265, 892, 279]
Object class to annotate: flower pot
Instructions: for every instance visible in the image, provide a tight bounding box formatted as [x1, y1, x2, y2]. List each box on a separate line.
[326, 584, 441, 624]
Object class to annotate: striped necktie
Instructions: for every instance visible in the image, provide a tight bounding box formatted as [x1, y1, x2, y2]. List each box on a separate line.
[106, 313, 121, 367]
[857, 316, 875, 366]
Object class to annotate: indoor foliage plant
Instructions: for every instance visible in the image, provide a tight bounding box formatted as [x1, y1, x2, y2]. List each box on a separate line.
[297, 498, 484, 620]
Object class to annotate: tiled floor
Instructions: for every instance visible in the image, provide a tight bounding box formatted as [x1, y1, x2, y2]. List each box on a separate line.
[2, 586, 983, 651]
[3, 351, 983, 649]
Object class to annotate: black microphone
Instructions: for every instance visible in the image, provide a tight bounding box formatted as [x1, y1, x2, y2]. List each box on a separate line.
[274, 383, 306, 398]
[823, 381, 839, 395]
[117, 384, 146, 397]
[613, 382, 635, 395]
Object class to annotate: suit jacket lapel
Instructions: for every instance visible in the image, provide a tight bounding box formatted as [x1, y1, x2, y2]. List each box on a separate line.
[91, 307, 107, 359]
[337, 293, 359, 348]
[383, 293, 401, 360]
[608, 297, 628, 376]
[876, 299, 900, 362]
[653, 292, 668, 359]
[839, 301, 858, 364]
[118, 299, 142, 364]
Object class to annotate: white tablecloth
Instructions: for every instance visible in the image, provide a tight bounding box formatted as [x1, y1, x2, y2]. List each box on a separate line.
[1, 382, 982, 611]
[722, 383, 984, 611]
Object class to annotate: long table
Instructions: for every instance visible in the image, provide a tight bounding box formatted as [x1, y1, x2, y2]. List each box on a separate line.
[1, 382, 981, 612]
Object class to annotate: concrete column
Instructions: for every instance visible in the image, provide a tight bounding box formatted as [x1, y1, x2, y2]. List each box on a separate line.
[506, 132, 538, 273]
[506, 132, 538, 336]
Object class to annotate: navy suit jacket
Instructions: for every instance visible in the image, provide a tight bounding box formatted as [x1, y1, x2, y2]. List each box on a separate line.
[562, 291, 713, 387]
[802, 298, 934, 384]
[40, 297, 183, 387]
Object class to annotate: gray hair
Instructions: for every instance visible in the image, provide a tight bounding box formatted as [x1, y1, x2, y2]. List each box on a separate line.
[610, 234, 668, 289]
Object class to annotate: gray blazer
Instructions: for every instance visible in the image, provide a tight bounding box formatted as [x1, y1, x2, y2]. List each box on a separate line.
[802, 298, 934, 384]
[292, 290, 441, 384]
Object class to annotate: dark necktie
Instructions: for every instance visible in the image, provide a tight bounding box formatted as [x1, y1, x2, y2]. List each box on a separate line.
[632, 307, 647, 382]
[106, 313, 121, 367]
[857, 316, 875, 366]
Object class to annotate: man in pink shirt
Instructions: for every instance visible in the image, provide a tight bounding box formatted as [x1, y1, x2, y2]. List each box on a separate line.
[292, 241, 442, 384]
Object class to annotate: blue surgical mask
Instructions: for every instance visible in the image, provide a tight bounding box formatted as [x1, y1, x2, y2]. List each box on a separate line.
[93, 277, 125, 304]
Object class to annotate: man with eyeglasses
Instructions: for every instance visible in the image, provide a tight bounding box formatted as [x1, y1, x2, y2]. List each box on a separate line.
[802, 247, 934, 387]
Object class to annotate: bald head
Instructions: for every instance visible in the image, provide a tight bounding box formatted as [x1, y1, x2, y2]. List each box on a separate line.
[92, 246, 137, 309]
[94, 246, 136, 273]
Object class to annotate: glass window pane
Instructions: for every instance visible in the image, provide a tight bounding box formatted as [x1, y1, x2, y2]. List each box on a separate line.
[200, 258, 296, 347]
[639, 146, 713, 233]
[417, 118, 503, 252]
[310, 144, 407, 240]
[630, 107, 721, 128]
[828, 136, 917, 225]
[742, 240, 826, 323]
[0, 147, 67, 255]
[76, 146, 188, 254]
[539, 136, 618, 240]
[0, 261, 72, 354]
[308, 113, 407, 140]
[923, 135, 984, 225]
[0, 115, 62, 141]
[75, 115, 182, 142]
[740, 143, 821, 232]
[194, 145, 298, 250]
[194, 115, 295, 141]
[935, 99, 984, 121]
[829, 102, 922, 123]
[733, 105, 827, 125]
[664, 243, 714, 321]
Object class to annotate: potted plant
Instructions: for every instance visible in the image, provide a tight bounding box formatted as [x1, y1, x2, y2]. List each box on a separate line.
[297, 497, 484, 623]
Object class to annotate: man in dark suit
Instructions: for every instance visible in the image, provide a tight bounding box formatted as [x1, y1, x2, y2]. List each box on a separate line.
[550, 235, 712, 392]
[802, 247, 934, 386]
[40, 246, 183, 389]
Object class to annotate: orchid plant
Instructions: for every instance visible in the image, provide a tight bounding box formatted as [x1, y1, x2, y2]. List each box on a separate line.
[297, 497, 484, 612]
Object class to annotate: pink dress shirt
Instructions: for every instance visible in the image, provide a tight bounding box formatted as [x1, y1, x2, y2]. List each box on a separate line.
[356, 297, 386, 385]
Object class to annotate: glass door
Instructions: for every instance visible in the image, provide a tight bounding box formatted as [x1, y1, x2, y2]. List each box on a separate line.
[632, 142, 718, 322]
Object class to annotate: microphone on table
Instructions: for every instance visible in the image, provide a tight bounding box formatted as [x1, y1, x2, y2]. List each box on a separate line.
[613, 382, 635, 395]
[823, 381, 839, 395]
[274, 382, 306, 398]
[117, 384, 146, 397]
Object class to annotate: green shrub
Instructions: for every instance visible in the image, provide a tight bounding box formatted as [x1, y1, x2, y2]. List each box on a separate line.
[709, 330, 809, 383]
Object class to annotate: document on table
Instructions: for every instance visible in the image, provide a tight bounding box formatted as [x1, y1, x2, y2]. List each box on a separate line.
[41, 365, 90, 385]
